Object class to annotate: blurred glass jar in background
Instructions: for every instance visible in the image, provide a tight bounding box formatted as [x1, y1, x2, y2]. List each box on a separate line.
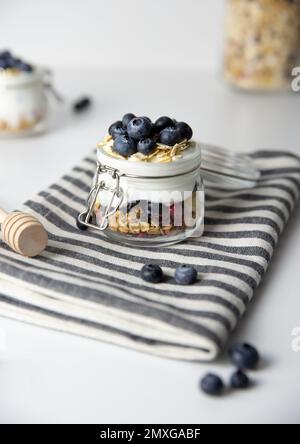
[223, 0, 300, 91]
[0, 68, 49, 136]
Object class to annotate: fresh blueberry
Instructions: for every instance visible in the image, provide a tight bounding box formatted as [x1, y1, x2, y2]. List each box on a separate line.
[175, 122, 193, 140]
[140, 116, 152, 125]
[200, 373, 224, 396]
[0, 59, 9, 69]
[0, 50, 12, 60]
[73, 96, 91, 113]
[0, 51, 15, 66]
[230, 370, 250, 389]
[152, 132, 159, 142]
[122, 113, 136, 128]
[141, 264, 164, 284]
[229, 343, 260, 369]
[0, 55, 15, 69]
[113, 134, 137, 157]
[137, 138, 156, 155]
[154, 116, 174, 134]
[159, 126, 183, 146]
[174, 265, 197, 285]
[16, 61, 33, 72]
[108, 121, 127, 139]
[127, 117, 152, 140]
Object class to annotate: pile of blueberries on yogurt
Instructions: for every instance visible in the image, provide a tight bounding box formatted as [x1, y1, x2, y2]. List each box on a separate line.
[109, 113, 193, 157]
[0, 50, 33, 72]
[141, 262, 261, 397]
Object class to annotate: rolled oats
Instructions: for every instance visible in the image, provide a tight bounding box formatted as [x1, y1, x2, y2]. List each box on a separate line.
[97, 135, 191, 163]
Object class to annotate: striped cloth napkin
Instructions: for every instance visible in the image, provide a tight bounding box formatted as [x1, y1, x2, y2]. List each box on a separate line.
[0, 150, 299, 361]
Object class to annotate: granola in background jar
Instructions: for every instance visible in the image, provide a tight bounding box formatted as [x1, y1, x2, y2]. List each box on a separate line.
[223, 0, 300, 91]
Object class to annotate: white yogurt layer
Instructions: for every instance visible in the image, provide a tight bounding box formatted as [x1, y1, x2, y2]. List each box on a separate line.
[96, 142, 202, 205]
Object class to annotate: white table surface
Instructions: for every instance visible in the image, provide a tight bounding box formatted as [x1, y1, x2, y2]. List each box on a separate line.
[0, 68, 299, 424]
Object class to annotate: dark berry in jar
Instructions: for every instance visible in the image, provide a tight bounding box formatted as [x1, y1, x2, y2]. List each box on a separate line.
[127, 117, 153, 140]
[126, 200, 141, 212]
[122, 113, 136, 128]
[200, 373, 224, 396]
[108, 121, 127, 139]
[229, 343, 260, 370]
[159, 126, 182, 146]
[137, 138, 156, 155]
[174, 265, 197, 285]
[141, 264, 164, 284]
[175, 121, 193, 140]
[154, 116, 174, 134]
[113, 134, 137, 157]
[230, 370, 250, 389]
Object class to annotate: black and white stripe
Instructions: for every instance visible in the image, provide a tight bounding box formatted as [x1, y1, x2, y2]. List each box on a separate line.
[0, 151, 299, 361]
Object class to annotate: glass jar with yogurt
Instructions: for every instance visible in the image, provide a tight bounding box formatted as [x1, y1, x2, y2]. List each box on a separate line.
[0, 49, 64, 136]
[0, 67, 50, 135]
[223, 0, 300, 91]
[77, 112, 261, 248]
[78, 140, 205, 247]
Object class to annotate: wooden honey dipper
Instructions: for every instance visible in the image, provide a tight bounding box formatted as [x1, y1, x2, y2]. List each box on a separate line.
[0, 209, 48, 257]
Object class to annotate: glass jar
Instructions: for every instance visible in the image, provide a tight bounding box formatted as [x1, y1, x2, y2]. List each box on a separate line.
[78, 143, 205, 247]
[223, 0, 300, 91]
[0, 68, 50, 135]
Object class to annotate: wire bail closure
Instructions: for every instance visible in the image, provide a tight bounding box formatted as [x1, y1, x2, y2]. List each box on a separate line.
[77, 162, 124, 231]
[43, 69, 65, 103]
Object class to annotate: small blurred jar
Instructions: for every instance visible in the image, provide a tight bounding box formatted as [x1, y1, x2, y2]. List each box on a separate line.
[0, 68, 48, 135]
[223, 0, 300, 91]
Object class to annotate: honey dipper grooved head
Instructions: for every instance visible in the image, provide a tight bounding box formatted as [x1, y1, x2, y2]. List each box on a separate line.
[2, 212, 48, 257]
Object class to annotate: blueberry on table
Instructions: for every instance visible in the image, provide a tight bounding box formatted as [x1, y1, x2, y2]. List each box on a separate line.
[108, 121, 127, 139]
[175, 122, 193, 140]
[200, 373, 224, 396]
[113, 134, 137, 157]
[73, 97, 91, 113]
[230, 370, 250, 389]
[159, 126, 183, 146]
[174, 265, 197, 285]
[127, 117, 152, 139]
[229, 343, 260, 370]
[154, 116, 174, 134]
[137, 138, 156, 155]
[141, 264, 164, 284]
[122, 113, 136, 128]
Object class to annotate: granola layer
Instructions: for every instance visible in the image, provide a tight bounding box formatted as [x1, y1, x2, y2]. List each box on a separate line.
[0, 115, 44, 133]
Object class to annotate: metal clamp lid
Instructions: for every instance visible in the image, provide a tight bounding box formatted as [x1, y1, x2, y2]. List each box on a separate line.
[77, 162, 124, 231]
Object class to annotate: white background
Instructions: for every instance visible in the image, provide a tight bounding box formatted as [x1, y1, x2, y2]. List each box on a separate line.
[0, 0, 300, 425]
[1, 0, 224, 71]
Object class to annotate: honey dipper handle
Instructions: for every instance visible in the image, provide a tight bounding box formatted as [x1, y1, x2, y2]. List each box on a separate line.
[0, 208, 8, 225]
